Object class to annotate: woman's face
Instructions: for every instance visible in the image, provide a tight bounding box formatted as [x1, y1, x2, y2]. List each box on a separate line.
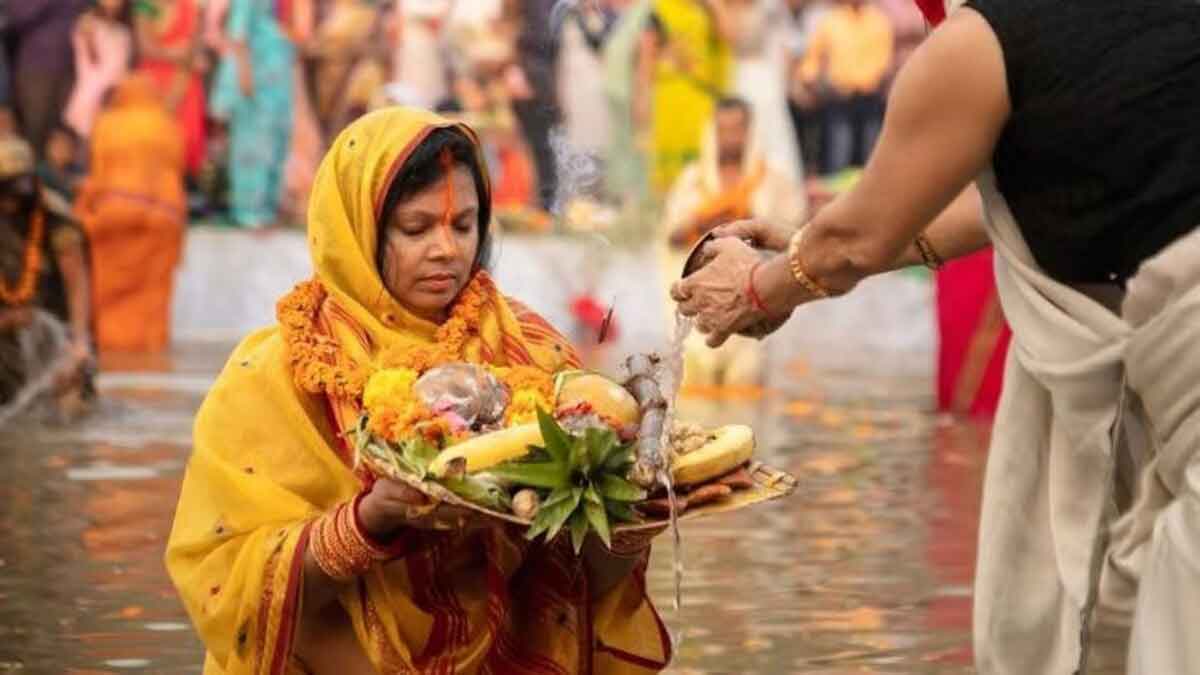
[380, 164, 480, 322]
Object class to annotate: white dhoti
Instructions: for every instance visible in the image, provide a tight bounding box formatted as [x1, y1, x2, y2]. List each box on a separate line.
[973, 172, 1200, 674]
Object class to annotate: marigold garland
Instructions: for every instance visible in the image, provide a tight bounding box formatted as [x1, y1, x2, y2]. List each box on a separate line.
[0, 208, 44, 307]
[279, 271, 561, 448]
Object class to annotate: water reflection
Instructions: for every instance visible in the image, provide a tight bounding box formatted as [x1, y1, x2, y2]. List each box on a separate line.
[0, 347, 985, 673]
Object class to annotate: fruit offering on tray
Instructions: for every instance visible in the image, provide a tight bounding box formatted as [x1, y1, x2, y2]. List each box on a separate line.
[355, 364, 763, 553]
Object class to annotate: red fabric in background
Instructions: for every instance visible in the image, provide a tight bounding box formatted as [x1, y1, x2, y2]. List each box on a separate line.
[913, 0, 947, 25]
[936, 248, 1011, 417]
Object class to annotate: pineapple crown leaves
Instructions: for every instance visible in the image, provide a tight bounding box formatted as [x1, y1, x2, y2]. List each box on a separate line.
[491, 408, 647, 554]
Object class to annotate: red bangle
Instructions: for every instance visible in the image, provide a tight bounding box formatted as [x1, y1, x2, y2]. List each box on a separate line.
[747, 262, 770, 314]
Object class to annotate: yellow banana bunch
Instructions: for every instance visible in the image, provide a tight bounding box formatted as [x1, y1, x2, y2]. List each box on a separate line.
[429, 423, 543, 477]
[671, 425, 755, 487]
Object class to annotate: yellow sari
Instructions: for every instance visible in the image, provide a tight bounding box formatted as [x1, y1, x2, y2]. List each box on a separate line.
[166, 108, 672, 674]
[651, 0, 732, 192]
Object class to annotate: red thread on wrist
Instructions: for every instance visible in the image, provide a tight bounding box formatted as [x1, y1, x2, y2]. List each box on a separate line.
[747, 262, 770, 314]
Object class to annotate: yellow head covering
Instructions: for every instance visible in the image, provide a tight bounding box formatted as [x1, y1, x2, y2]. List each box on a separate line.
[305, 107, 488, 346]
[167, 108, 669, 675]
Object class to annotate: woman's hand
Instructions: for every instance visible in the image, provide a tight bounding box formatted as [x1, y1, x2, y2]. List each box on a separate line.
[671, 237, 776, 347]
[710, 219, 793, 253]
[357, 478, 483, 540]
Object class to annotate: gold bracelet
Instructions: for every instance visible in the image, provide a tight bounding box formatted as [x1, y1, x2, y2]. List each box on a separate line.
[787, 229, 832, 299]
[914, 234, 944, 270]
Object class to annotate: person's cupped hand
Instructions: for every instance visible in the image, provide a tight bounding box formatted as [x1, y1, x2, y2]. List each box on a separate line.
[671, 237, 771, 348]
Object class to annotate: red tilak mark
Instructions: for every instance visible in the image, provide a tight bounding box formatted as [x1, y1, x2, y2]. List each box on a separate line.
[437, 148, 460, 257]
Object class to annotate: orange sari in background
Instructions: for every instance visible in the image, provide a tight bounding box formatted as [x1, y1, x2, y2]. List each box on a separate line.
[76, 76, 186, 353]
[166, 108, 672, 674]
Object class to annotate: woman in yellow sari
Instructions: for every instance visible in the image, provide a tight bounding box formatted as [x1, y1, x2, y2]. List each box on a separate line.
[166, 108, 672, 674]
[638, 0, 734, 193]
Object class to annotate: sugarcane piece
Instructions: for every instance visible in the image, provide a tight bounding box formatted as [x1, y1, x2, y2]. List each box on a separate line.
[623, 353, 668, 489]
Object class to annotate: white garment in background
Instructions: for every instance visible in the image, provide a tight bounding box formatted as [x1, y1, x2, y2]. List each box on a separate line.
[393, 0, 451, 108]
[730, 0, 802, 181]
[557, 17, 611, 156]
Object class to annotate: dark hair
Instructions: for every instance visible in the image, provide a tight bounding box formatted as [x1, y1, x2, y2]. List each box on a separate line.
[716, 97, 753, 121]
[377, 127, 493, 270]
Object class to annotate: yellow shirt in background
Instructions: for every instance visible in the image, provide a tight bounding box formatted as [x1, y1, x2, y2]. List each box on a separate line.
[801, 4, 895, 96]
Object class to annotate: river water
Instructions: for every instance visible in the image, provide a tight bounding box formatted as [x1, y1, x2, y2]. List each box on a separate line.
[0, 343, 986, 674]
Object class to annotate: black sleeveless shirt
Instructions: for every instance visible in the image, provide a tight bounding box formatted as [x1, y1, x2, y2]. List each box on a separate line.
[965, 0, 1200, 283]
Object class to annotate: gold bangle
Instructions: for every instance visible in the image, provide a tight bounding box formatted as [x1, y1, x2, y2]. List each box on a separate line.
[787, 229, 832, 299]
[914, 234, 944, 270]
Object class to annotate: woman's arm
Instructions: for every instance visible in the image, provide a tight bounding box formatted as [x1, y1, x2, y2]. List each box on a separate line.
[673, 9, 1009, 346]
[887, 183, 989, 271]
[52, 229, 92, 357]
[787, 9, 1008, 293]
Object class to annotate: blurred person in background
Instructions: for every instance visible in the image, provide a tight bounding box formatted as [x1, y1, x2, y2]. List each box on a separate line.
[662, 97, 804, 389]
[4, 0, 91, 154]
[781, 0, 828, 176]
[76, 75, 185, 353]
[798, 0, 893, 174]
[876, 0, 926, 74]
[726, 0, 801, 182]
[638, 0, 733, 193]
[209, 0, 295, 228]
[390, 0, 454, 109]
[37, 124, 85, 203]
[0, 135, 94, 416]
[64, 0, 134, 141]
[442, 27, 536, 210]
[307, 0, 387, 138]
[602, 0, 654, 206]
[136, 0, 209, 177]
[558, 0, 618, 179]
[506, 0, 565, 210]
[277, 0, 323, 226]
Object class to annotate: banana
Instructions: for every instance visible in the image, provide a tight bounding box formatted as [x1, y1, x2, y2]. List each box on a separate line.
[557, 372, 641, 427]
[429, 423, 543, 477]
[671, 424, 755, 487]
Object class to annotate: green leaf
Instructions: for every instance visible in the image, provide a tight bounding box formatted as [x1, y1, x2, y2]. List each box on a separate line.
[603, 442, 636, 473]
[528, 488, 581, 543]
[605, 500, 638, 523]
[444, 475, 511, 511]
[569, 510, 590, 554]
[540, 486, 576, 510]
[583, 484, 603, 506]
[543, 489, 582, 543]
[598, 474, 647, 502]
[585, 428, 617, 469]
[489, 461, 570, 490]
[536, 408, 572, 464]
[570, 436, 590, 474]
[583, 487, 611, 549]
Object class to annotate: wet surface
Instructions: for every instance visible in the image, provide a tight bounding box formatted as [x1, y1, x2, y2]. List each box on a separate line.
[0, 344, 987, 674]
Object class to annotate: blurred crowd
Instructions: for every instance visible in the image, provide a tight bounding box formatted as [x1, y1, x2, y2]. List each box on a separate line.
[0, 0, 919, 414]
[0, 0, 920, 227]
